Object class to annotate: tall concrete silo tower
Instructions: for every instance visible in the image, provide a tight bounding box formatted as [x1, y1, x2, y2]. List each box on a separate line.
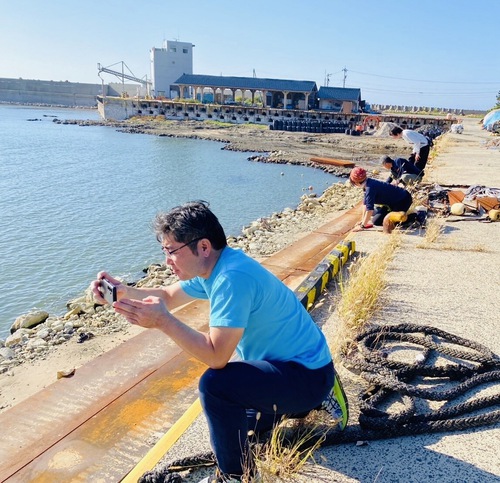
[150, 40, 194, 98]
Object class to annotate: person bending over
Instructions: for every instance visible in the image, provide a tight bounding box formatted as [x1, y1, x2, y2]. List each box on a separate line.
[390, 126, 430, 171]
[91, 200, 348, 483]
[349, 167, 413, 234]
[381, 155, 423, 186]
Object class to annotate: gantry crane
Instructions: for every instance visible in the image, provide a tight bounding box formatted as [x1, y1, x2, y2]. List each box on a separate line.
[97, 61, 152, 97]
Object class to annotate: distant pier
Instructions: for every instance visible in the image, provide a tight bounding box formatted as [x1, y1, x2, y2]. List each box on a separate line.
[97, 96, 458, 131]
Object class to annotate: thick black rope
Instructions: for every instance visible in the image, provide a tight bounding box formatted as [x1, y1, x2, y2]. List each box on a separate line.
[139, 323, 500, 482]
[138, 452, 216, 483]
[323, 323, 500, 445]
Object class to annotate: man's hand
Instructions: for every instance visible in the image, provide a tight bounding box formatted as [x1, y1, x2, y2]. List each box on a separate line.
[91, 271, 126, 305]
[114, 296, 168, 330]
[353, 222, 373, 232]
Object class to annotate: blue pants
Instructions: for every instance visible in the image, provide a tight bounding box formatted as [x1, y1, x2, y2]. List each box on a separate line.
[372, 191, 413, 226]
[199, 360, 334, 476]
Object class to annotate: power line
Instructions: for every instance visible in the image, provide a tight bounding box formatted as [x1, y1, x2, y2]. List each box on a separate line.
[361, 86, 495, 95]
[349, 69, 499, 85]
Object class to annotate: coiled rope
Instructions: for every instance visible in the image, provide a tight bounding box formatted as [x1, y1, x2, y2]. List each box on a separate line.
[323, 323, 500, 445]
[139, 323, 500, 482]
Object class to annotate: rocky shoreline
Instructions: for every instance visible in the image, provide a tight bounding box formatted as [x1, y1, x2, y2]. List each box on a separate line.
[54, 117, 409, 169]
[0, 182, 361, 376]
[0, 117, 405, 411]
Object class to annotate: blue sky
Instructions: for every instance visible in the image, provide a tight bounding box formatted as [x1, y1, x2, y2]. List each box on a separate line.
[1, 0, 498, 110]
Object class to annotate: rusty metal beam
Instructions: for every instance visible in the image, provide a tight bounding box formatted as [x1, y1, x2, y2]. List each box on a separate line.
[0, 203, 362, 482]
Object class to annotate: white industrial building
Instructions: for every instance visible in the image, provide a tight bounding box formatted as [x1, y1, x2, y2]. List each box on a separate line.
[150, 40, 195, 98]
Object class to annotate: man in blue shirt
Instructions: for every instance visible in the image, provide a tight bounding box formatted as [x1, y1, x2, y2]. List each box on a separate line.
[349, 167, 413, 233]
[381, 155, 423, 186]
[92, 201, 347, 483]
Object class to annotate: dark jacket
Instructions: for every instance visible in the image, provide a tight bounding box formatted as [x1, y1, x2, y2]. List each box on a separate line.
[364, 178, 413, 212]
[386, 157, 423, 183]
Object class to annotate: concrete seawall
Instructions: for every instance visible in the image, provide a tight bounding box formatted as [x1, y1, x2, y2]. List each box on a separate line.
[0, 77, 103, 107]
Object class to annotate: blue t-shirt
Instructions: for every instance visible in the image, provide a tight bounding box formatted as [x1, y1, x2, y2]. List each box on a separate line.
[180, 247, 332, 369]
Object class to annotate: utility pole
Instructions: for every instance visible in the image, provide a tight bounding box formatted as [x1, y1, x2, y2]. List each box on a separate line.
[342, 67, 347, 88]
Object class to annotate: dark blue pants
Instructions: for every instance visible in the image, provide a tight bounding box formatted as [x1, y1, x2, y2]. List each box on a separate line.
[373, 191, 413, 226]
[199, 360, 334, 476]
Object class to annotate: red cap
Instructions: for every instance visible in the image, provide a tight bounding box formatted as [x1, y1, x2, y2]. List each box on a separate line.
[350, 167, 367, 184]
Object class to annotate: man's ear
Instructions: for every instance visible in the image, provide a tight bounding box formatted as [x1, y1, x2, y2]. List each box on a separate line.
[199, 238, 212, 257]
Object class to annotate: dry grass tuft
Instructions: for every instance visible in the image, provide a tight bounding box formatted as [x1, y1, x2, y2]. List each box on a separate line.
[417, 217, 487, 252]
[418, 242, 487, 252]
[331, 232, 401, 359]
[417, 215, 444, 246]
[404, 181, 427, 206]
[254, 419, 326, 482]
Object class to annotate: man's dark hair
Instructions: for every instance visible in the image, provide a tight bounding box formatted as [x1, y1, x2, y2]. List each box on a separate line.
[153, 200, 227, 252]
[390, 126, 403, 136]
[381, 155, 393, 165]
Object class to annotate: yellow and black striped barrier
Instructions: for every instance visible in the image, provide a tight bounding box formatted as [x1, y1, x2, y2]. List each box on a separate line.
[295, 239, 356, 311]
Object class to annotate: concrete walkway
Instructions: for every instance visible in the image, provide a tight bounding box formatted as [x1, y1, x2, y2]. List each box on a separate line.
[300, 117, 500, 483]
[155, 117, 500, 483]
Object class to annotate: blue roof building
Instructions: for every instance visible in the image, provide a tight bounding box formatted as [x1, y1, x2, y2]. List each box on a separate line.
[174, 73, 318, 109]
[317, 87, 362, 113]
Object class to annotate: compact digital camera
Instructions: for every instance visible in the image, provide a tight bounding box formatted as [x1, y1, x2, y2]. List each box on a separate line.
[99, 278, 117, 305]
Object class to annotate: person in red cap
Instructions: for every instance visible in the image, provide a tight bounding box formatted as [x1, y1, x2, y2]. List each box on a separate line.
[349, 167, 413, 233]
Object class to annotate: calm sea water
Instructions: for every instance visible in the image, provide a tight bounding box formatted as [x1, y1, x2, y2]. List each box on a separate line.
[0, 105, 338, 338]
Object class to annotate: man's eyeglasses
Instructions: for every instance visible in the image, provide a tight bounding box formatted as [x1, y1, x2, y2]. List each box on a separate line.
[161, 237, 203, 257]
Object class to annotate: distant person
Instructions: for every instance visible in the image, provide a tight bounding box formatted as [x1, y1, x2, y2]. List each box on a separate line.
[91, 200, 348, 483]
[381, 155, 423, 186]
[349, 167, 413, 234]
[390, 126, 430, 171]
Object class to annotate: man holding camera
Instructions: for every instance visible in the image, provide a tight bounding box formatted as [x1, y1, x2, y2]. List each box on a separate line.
[91, 200, 347, 483]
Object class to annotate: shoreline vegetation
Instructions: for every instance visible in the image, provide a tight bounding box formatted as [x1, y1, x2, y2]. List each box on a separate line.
[0, 117, 409, 412]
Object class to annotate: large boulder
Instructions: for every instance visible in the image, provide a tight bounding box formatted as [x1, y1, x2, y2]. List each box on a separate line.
[10, 310, 49, 334]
